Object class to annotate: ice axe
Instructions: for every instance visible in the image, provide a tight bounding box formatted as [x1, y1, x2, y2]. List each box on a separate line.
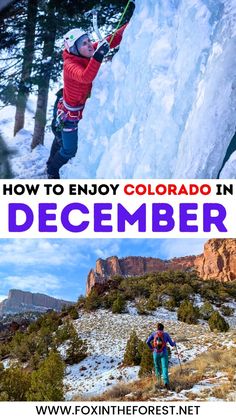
[92, 9, 103, 42]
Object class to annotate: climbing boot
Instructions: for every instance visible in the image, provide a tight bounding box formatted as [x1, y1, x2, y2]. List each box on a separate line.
[47, 151, 69, 179]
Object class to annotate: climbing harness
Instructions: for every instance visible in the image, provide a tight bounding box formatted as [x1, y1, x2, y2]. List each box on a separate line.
[56, 98, 84, 131]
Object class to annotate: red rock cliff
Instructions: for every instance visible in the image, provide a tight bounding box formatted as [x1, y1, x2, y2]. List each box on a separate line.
[194, 239, 236, 281]
[86, 239, 236, 295]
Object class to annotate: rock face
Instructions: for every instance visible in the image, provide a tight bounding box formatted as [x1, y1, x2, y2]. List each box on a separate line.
[86, 239, 236, 295]
[86, 255, 197, 295]
[195, 239, 236, 282]
[0, 289, 73, 315]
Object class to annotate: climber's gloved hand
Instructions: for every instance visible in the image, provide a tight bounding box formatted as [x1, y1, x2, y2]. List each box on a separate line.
[93, 39, 110, 63]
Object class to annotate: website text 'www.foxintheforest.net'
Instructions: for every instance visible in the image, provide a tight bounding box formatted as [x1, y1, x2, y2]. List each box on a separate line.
[35, 404, 200, 416]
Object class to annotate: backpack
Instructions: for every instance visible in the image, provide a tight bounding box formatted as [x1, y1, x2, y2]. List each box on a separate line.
[153, 331, 166, 353]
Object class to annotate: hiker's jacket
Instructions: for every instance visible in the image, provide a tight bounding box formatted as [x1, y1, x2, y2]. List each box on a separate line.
[146, 332, 176, 355]
[62, 24, 127, 118]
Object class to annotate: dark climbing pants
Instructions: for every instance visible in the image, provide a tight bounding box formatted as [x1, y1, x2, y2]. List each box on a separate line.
[47, 120, 79, 177]
[59, 120, 79, 160]
[153, 351, 169, 384]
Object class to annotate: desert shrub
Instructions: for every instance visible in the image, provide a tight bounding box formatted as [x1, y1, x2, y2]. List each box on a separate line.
[84, 289, 102, 311]
[10, 331, 34, 362]
[102, 290, 124, 309]
[146, 293, 161, 311]
[68, 306, 79, 320]
[55, 319, 74, 345]
[178, 284, 194, 300]
[221, 305, 234, 317]
[199, 302, 215, 320]
[112, 294, 126, 314]
[135, 298, 149, 315]
[163, 298, 177, 311]
[95, 382, 133, 401]
[28, 353, 41, 370]
[76, 295, 86, 309]
[177, 300, 199, 324]
[0, 343, 11, 360]
[208, 311, 229, 332]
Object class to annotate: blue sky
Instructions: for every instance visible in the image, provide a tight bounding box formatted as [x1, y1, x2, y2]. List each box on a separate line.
[0, 238, 205, 302]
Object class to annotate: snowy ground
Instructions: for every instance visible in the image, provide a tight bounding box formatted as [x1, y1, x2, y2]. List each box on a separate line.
[63, 307, 236, 401]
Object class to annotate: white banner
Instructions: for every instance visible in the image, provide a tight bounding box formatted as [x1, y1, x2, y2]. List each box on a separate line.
[0, 179, 235, 238]
[0, 401, 235, 418]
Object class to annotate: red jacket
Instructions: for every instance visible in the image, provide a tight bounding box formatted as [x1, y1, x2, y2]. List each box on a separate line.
[62, 24, 128, 117]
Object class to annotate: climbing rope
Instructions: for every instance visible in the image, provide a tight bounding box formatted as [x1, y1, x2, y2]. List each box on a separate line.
[109, 0, 134, 46]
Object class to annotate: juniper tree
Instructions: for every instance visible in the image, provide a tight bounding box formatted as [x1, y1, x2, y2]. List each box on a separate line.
[0, 366, 31, 401]
[65, 326, 87, 365]
[27, 351, 65, 401]
[208, 311, 229, 332]
[123, 331, 142, 366]
[177, 300, 199, 324]
[199, 301, 214, 320]
[112, 293, 126, 313]
[138, 342, 153, 378]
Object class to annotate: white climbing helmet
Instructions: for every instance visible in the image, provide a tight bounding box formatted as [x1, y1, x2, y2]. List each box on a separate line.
[64, 28, 88, 53]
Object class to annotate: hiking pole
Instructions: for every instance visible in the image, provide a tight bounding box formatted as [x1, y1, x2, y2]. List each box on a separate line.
[109, 0, 134, 46]
[175, 344, 182, 372]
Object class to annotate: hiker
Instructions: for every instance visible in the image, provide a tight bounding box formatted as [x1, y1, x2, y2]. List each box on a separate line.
[146, 323, 176, 390]
[46, 23, 128, 179]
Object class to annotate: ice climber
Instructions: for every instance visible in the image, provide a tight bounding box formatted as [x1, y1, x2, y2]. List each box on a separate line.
[46, 24, 128, 179]
[146, 323, 176, 390]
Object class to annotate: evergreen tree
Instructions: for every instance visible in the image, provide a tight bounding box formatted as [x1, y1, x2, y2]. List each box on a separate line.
[123, 331, 142, 366]
[13, 0, 38, 135]
[65, 325, 87, 365]
[68, 306, 79, 320]
[31, 0, 58, 148]
[208, 311, 230, 332]
[138, 342, 153, 378]
[84, 289, 102, 311]
[112, 293, 126, 313]
[0, 366, 31, 401]
[0, 133, 13, 178]
[177, 300, 199, 324]
[27, 351, 65, 401]
[200, 301, 214, 320]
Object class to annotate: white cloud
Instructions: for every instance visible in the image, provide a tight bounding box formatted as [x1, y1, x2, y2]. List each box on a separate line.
[0, 295, 7, 302]
[2, 274, 62, 294]
[0, 239, 122, 268]
[0, 239, 75, 266]
[160, 239, 205, 259]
